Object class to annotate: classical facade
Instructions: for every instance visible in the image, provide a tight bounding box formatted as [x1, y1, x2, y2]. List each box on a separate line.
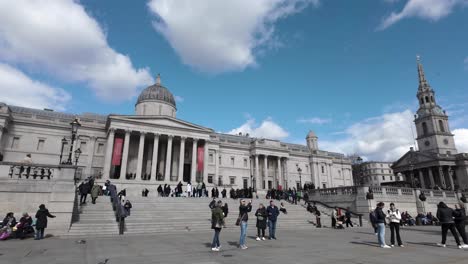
[392, 58, 468, 190]
[0, 76, 353, 193]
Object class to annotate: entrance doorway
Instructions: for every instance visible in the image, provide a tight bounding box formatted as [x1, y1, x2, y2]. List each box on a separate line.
[183, 164, 191, 182]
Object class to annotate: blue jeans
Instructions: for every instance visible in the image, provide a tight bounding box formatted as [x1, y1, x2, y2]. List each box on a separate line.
[268, 220, 277, 238]
[377, 223, 386, 246]
[239, 221, 248, 246]
[211, 228, 221, 248]
[35, 228, 44, 240]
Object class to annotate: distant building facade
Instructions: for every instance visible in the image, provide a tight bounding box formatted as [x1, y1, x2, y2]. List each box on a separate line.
[355, 161, 397, 187]
[0, 75, 353, 193]
[392, 58, 468, 190]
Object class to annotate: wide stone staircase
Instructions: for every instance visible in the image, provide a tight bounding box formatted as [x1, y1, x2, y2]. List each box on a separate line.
[67, 195, 328, 237]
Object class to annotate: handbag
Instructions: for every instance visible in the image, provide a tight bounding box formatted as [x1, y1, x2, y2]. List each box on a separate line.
[235, 214, 245, 226]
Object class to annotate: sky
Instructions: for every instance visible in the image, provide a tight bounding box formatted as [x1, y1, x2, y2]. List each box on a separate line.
[0, 0, 467, 161]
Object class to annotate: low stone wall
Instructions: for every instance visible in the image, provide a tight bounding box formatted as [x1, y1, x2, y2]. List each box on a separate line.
[308, 186, 464, 217]
[0, 162, 77, 236]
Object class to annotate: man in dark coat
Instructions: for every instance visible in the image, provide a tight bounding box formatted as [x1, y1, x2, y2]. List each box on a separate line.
[266, 200, 280, 240]
[35, 204, 55, 240]
[437, 202, 463, 248]
[221, 188, 227, 198]
[79, 181, 90, 205]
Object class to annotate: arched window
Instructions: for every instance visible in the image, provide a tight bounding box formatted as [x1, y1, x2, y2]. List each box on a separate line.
[439, 120, 445, 132]
[422, 122, 428, 136]
[425, 96, 429, 103]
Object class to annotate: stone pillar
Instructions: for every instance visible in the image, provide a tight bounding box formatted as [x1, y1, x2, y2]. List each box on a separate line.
[255, 155, 260, 190]
[85, 136, 97, 176]
[428, 168, 435, 188]
[103, 128, 115, 180]
[191, 139, 198, 182]
[151, 134, 159, 181]
[263, 155, 268, 189]
[120, 130, 131, 180]
[284, 158, 289, 189]
[136, 132, 146, 181]
[418, 169, 425, 189]
[328, 164, 333, 188]
[215, 150, 220, 182]
[447, 166, 455, 190]
[165, 135, 173, 181]
[277, 157, 282, 189]
[0, 126, 4, 151]
[203, 141, 209, 184]
[178, 137, 185, 182]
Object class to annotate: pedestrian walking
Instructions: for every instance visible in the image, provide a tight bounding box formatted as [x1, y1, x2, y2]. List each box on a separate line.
[186, 182, 192, 197]
[211, 201, 225, 251]
[345, 207, 354, 228]
[123, 200, 132, 216]
[34, 204, 56, 240]
[91, 184, 100, 204]
[238, 199, 252, 249]
[454, 203, 468, 246]
[79, 180, 90, 205]
[387, 203, 404, 247]
[437, 202, 466, 248]
[267, 200, 280, 240]
[375, 202, 391, 248]
[331, 207, 338, 229]
[255, 203, 267, 241]
[222, 203, 229, 218]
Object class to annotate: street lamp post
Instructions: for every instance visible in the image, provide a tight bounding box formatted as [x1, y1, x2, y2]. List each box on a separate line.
[296, 164, 302, 190]
[410, 164, 415, 188]
[74, 148, 82, 166]
[59, 137, 67, 164]
[66, 118, 81, 165]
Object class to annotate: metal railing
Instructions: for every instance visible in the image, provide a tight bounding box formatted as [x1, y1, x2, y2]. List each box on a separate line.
[308, 200, 363, 227]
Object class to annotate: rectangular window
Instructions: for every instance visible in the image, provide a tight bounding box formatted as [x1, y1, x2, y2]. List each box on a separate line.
[219, 156, 222, 165]
[11, 137, 20, 149]
[374, 176, 377, 181]
[382, 176, 385, 180]
[231, 157, 235, 166]
[97, 143, 104, 154]
[37, 139, 45, 151]
[243, 178, 248, 189]
[80, 141, 87, 153]
[209, 153, 214, 163]
[322, 183, 326, 189]
[244, 158, 248, 168]
[208, 174, 214, 184]
[230, 176, 235, 185]
[321, 166, 325, 174]
[390, 176, 393, 181]
[381, 169, 384, 173]
[218, 176, 223, 186]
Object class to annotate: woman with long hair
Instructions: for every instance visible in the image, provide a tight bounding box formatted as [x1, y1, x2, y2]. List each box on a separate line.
[211, 201, 224, 251]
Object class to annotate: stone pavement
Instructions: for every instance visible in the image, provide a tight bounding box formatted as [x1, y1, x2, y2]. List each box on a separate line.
[0, 226, 467, 264]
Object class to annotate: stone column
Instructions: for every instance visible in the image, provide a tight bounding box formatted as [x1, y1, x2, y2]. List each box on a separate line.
[418, 169, 425, 189]
[191, 139, 198, 182]
[136, 132, 146, 181]
[438, 167, 447, 189]
[328, 164, 333, 188]
[151, 134, 159, 181]
[255, 155, 260, 190]
[263, 155, 268, 189]
[178, 137, 185, 181]
[86, 136, 97, 177]
[120, 130, 131, 180]
[284, 158, 289, 189]
[103, 128, 115, 180]
[165, 135, 173, 181]
[447, 166, 455, 190]
[215, 150, 220, 183]
[277, 157, 282, 189]
[203, 141, 209, 184]
[428, 168, 435, 187]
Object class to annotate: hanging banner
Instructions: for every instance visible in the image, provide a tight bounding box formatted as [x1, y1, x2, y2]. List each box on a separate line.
[111, 138, 124, 166]
[197, 146, 204, 172]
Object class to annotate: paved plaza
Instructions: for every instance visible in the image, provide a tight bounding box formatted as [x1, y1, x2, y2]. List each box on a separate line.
[0, 226, 467, 264]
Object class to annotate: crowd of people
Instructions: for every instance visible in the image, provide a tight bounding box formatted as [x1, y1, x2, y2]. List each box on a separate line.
[0, 204, 55, 241]
[210, 199, 283, 251]
[369, 201, 468, 249]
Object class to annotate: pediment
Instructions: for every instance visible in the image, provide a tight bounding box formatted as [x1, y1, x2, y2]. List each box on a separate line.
[392, 151, 436, 168]
[110, 115, 214, 133]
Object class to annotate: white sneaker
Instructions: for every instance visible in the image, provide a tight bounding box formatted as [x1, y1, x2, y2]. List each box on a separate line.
[381, 245, 392, 249]
[256, 237, 261, 241]
[261, 237, 266, 241]
[390, 245, 395, 247]
[399, 245, 405, 248]
[217, 245, 222, 250]
[460, 244, 468, 249]
[437, 243, 446, 248]
[212, 247, 219, 251]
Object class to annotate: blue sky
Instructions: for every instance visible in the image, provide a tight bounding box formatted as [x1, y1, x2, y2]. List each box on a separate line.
[0, 0, 467, 161]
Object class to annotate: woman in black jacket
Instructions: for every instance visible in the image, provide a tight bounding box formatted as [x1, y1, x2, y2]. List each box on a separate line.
[454, 203, 468, 246]
[35, 204, 56, 240]
[255, 203, 267, 241]
[238, 199, 252, 249]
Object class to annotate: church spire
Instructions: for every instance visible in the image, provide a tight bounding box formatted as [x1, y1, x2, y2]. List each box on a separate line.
[156, 73, 161, 85]
[417, 55, 430, 91]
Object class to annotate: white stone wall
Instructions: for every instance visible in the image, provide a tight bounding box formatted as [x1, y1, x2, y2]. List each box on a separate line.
[135, 101, 176, 117]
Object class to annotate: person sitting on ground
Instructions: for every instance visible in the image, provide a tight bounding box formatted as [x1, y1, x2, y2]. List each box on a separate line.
[280, 202, 287, 214]
[0, 212, 16, 240]
[16, 212, 33, 239]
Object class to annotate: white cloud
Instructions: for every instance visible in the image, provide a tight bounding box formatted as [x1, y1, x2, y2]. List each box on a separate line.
[228, 117, 289, 140]
[454, 128, 468, 153]
[174, 95, 184, 103]
[0, 0, 153, 101]
[148, 0, 319, 73]
[0, 63, 71, 111]
[321, 110, 417, 161]
[297, 117, 332, 125]
[378, 0, 468, 30]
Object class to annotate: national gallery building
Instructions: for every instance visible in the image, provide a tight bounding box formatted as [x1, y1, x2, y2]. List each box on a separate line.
[0, 76, 353, 193]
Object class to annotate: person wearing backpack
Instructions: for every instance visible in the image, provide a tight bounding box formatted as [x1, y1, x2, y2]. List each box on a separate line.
[369, 209, 378, 235]
[211, 201, 224, 251]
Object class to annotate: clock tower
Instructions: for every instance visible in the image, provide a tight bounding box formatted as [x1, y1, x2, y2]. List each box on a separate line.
[414, 56, 457, 155]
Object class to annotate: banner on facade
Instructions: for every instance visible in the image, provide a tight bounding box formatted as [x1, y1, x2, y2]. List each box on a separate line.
[197, 146, 204, 172]
[111, 138, 123, 166]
